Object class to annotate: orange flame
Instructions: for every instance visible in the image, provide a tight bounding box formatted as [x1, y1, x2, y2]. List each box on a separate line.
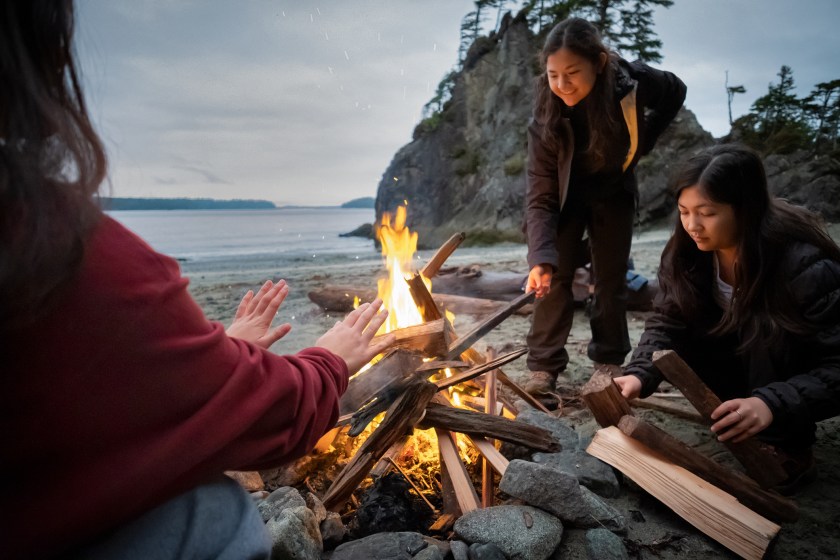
[376, 205, 428, 333]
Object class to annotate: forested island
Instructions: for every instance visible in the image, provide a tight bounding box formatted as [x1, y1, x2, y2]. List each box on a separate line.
[101, 197, 276, 211]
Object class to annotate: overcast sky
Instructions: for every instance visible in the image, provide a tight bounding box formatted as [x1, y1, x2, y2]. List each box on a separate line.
[75, 1, 840, 206]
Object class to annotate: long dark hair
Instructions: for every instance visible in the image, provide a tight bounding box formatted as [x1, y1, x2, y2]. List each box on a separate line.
[0, 0, 107, 331]
[658, 144, 840, 347]
[533, 18, 620, 171]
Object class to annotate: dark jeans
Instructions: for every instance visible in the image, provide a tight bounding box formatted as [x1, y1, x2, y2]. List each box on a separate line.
[527, 190, 635, 373]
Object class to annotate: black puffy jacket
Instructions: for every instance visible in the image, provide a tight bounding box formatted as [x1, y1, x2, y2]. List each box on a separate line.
[624, 241, 840, 446]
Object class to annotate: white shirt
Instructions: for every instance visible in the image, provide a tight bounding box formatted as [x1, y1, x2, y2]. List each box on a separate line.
[712, 253, 734, 309]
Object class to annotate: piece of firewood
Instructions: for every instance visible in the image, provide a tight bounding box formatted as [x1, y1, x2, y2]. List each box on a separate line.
[482, 361, 498, 508]
[630, 395, 705, 423]
[436, 428, 480, 514]
[323, 379, 438, 511]
[428, 513, 457, 533]
[421, 232, 466, 278]
[434, 347, 528, 390]
[445, 291, 536, 359]
[369, 437, 410, 478]
[587, 426, 780, 560]
[652, 350, 788, 488]
[418, 403, 561, 452]
[371, 318, 452, 357]
[580, 366, 634, 427]
[617, 416, 798, 523]
[339, 349, 424, 416]
[470, 436, 509, 476]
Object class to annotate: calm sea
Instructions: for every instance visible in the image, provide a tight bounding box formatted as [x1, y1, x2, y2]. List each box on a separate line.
[108, 208, 377, 263]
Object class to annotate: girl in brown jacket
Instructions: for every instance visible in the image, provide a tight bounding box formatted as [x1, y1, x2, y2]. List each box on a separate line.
[524, 18, 686, 394]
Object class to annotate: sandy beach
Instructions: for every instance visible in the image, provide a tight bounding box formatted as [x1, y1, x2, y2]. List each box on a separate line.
[184, 223, 840, 560]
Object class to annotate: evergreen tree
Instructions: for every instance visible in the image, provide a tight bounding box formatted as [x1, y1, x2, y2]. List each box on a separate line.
[802, 79, 840, 152]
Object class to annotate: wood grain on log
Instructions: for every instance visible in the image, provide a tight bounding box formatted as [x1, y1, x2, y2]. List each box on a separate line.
[587, 426, 780, 560]
[371, 318, 452, 357]
[617, 416, 798, 523]
[436, 428, 480, 514]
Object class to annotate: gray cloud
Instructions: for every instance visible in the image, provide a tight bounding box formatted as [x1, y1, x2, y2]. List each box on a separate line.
[76, 0, 840, 204]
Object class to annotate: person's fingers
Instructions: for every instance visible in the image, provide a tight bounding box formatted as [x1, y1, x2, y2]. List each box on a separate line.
[255, 280, 285, 315]
[262, 284, 289, 320]
[266, 323, 292, 344]
[354, 300, 385, 332]
[342, 302, 371, 327]
[365, 333, 396, 359]
[235, 290, 253, 320]
[361, 308, 389, 339]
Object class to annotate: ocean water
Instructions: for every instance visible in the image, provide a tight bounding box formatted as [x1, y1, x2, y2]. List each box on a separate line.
[108, 208, 377, 263]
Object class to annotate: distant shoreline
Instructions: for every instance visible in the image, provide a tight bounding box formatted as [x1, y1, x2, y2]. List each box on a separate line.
[101, 196, 375, 211]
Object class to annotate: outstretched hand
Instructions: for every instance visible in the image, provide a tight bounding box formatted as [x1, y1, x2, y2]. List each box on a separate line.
[526, 264, 553, 298]
[315, 299, 395, 374]
[710, 396, 773, 443]
[226, 280, 292, 349]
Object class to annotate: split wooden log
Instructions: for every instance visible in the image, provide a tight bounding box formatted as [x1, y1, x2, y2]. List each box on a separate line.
[469, 436, 509, 476]
[580, 366, 634, 427]
[445, 291, 536, 359]
[369, 436, 411, 478]
[587, 426, 780, 560]
[371, 318, 452, 357]
[436, 428, 481, 514]
[617, 416, 798, 523]
[339, 349, 424, 416]
[421, 232, 466, 278]
[434, 347, 528, 391]
[323, 379, 438, 511]
[652, 350, 788, 488]
[482, 361, 498, 508]
[406, 274, 442, 320]
[418, 403, 561, 452]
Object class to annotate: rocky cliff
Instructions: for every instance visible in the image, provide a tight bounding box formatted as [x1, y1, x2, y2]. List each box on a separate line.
[374, 13, 838, 249]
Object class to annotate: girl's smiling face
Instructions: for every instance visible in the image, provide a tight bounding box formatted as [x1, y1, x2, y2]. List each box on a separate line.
[678, 185, 739, 253]
[545, 47, 604, 107]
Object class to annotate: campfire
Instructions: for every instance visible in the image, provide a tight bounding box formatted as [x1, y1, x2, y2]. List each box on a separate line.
[315, 205, 545, 531]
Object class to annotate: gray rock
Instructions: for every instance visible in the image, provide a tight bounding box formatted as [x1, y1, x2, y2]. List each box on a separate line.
[304, 492, 327, 523]
[454, 505, 563, 560]
[450, 539, 470, 560]
[258, 486, 306, 523]
[414, 546, 445, 560]
[265, 505, 322, 560]
[499, 459, 625, 532]
[585, 528, 629, 560]
[319, 511, 347, 550]
[533, 449, 620, 497]
[515, 409, 580, 451]
[469, 541, 507, 560]
[330, 531, 429, 560]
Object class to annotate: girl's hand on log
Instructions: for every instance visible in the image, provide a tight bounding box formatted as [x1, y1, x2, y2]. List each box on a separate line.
[226, 279, 292, 348]
[710, 397, 773, 443]
[613, 374, 642, 400]
[315, 299, 395, 375]
[527, 264, 553, 298]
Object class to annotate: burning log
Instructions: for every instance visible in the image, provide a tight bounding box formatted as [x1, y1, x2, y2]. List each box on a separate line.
[323, 379, 438, 511]
[434, 348, 528, 391]
[587, 426, 780, 560]
[436, 428, 481, 514]
[418, 403, 561, 452]
[371, 318, 453, 357]
[469, 436, 510, 476]
[482, 355, 499, 508]
[652, 350, 788, 488]
[617, 416, 799, 523]
[339, 349, 424, 416]
[580, 366, 634, 427]
[420, 232, 466, 279]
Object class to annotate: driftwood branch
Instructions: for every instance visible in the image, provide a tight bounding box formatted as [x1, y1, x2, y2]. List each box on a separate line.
[652, 350, 788, 488]
[617, 416, 798, 523]
[587, 426, 780, 560]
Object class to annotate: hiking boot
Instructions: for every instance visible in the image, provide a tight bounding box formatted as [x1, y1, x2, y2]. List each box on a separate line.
[523, 370, 557, 395]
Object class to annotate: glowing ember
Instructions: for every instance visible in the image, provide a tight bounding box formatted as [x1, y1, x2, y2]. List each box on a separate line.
[376, 205, 429, 333]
